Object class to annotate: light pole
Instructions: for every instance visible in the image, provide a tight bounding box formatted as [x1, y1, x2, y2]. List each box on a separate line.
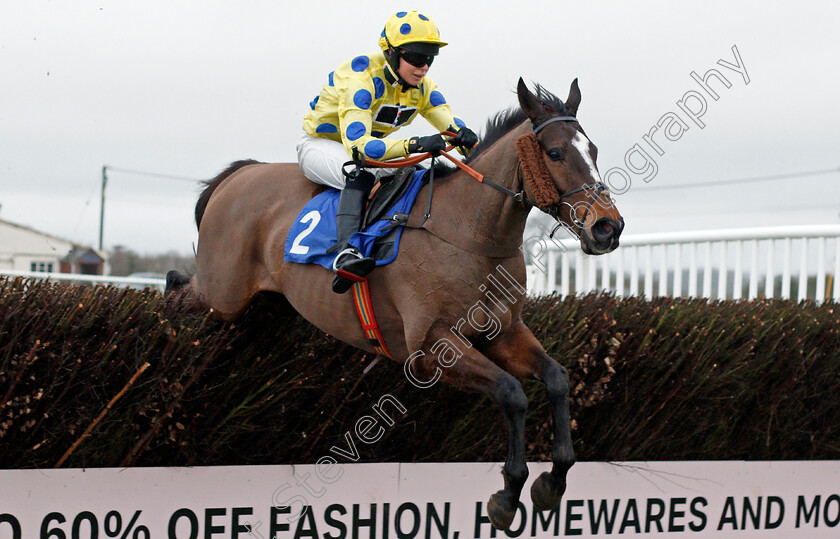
[99, 165, 108, 251]
[97, 165, 199, 252]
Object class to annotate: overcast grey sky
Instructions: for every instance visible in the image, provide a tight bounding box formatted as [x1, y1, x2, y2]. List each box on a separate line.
[2, 1, 838, 255]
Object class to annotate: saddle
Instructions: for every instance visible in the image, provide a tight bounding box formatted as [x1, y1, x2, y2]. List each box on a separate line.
[362, 166, 417, 228]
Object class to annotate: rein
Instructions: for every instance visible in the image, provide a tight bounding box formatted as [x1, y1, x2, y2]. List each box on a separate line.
[364, 131, 535, 208]
[358, 119, 609, 253]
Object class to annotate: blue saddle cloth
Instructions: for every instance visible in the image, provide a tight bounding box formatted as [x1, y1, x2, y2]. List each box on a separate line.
[284, 169, 428, 269]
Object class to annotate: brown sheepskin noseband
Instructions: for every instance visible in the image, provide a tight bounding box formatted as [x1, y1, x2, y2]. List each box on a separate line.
[514, 133, 560, 209]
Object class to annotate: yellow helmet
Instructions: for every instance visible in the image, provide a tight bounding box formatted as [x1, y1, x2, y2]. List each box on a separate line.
[378, 11, 447, 54]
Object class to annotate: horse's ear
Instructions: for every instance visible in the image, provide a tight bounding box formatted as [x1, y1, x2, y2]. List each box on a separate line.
[517, 77, 545, 124]
[565, 78, 581, 117]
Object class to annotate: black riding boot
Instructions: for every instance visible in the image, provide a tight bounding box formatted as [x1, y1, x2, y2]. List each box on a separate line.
[332, 170, 376, 294]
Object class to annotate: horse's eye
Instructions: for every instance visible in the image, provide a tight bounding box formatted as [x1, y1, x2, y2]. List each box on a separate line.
[547, 148, 564, 161]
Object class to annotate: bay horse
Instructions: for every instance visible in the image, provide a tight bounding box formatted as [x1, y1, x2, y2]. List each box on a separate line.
[169, 78, 623, 529]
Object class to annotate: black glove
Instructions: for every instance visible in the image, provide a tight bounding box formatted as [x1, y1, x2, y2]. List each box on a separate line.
[452, 126, 478, 150]
[406, 134, 446, 155]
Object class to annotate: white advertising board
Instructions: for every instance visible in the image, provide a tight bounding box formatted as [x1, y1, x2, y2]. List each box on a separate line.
[1, 461, 838, 538]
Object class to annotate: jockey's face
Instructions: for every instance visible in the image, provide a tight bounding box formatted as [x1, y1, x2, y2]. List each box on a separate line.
[397, 54, 429, 87]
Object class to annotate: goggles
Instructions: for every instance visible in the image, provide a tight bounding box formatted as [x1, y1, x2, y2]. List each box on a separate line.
[399, 48, 434, 68]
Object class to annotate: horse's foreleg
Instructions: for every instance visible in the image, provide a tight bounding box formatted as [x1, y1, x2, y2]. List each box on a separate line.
[488, 372, 529, 530]
[529, 354, 575, 511]
[409, 335, 528, 530]
[482, 319, 575, 512]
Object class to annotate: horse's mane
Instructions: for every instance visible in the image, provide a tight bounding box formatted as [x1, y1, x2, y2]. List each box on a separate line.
[434, 83, 568, 178]
[196, 159, 263, 229]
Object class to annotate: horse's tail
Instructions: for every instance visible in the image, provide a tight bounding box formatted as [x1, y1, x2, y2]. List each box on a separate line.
[195, 159, 264, 229]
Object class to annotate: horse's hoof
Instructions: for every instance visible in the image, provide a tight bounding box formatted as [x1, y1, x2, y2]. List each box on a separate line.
[530, 471, 566, 511]
[165, 270, 190, 294]
[487, 490, 516, 530]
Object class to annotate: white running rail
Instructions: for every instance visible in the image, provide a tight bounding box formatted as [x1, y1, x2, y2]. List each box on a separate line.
[0, 270, 166, 292]
[527, 224, 840, 302]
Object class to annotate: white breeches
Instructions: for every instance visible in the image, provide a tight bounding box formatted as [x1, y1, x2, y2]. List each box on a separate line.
[296, 133, 430, 189]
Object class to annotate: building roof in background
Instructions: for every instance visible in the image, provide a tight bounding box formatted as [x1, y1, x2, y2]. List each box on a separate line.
[0, 218, 107, 259]
[61, 247, 105, 264]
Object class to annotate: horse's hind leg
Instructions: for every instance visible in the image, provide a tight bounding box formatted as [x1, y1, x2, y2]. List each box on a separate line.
[410, 334, 528, 530]
[482, 319, 575, 512]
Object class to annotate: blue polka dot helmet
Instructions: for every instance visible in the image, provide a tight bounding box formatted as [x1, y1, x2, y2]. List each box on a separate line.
[378, 11, 447, 56]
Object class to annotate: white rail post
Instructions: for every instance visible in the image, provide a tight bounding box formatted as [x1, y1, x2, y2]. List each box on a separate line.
[588, 254, 598, 293]
[816, 237, 826, 304]
[764, 239, 775, 298]
[644, 245, 653, 299]
[615, 248, 625, 298]
[673, 243, 683, 297]
[798, 238, 809, 302]
[601, 254, 611, 293]
[528, 265, 544, 295]
[547, 248, 557, 294]
[702, 241, 712, 299]
[718, 241, 728, 300]
[575, 250, 584, 295]
[733, 240, 743, 300]
[688, 242, 698, 297]
[659, 245, 668, 297]
[560, 252, 570, 296]
[782, 237, 792, 299]
[748, 239, 759, 300]
[629, 246, 639, 296]
[834, 237, 840, 302]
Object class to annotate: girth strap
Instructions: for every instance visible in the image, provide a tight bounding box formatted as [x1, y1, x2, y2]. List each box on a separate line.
[351, 279, 393, 359]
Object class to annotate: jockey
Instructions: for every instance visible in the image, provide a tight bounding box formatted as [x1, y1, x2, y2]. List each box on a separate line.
[298, 10, 479, 294]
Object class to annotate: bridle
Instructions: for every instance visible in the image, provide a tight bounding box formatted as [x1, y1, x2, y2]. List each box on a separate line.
[519, 115, 611, 233]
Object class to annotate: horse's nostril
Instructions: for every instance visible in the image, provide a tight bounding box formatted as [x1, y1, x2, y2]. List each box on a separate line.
[592, 218, 620, 242]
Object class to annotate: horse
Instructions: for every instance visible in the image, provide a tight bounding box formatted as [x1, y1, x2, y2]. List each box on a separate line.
[167, 78, 624, 529]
